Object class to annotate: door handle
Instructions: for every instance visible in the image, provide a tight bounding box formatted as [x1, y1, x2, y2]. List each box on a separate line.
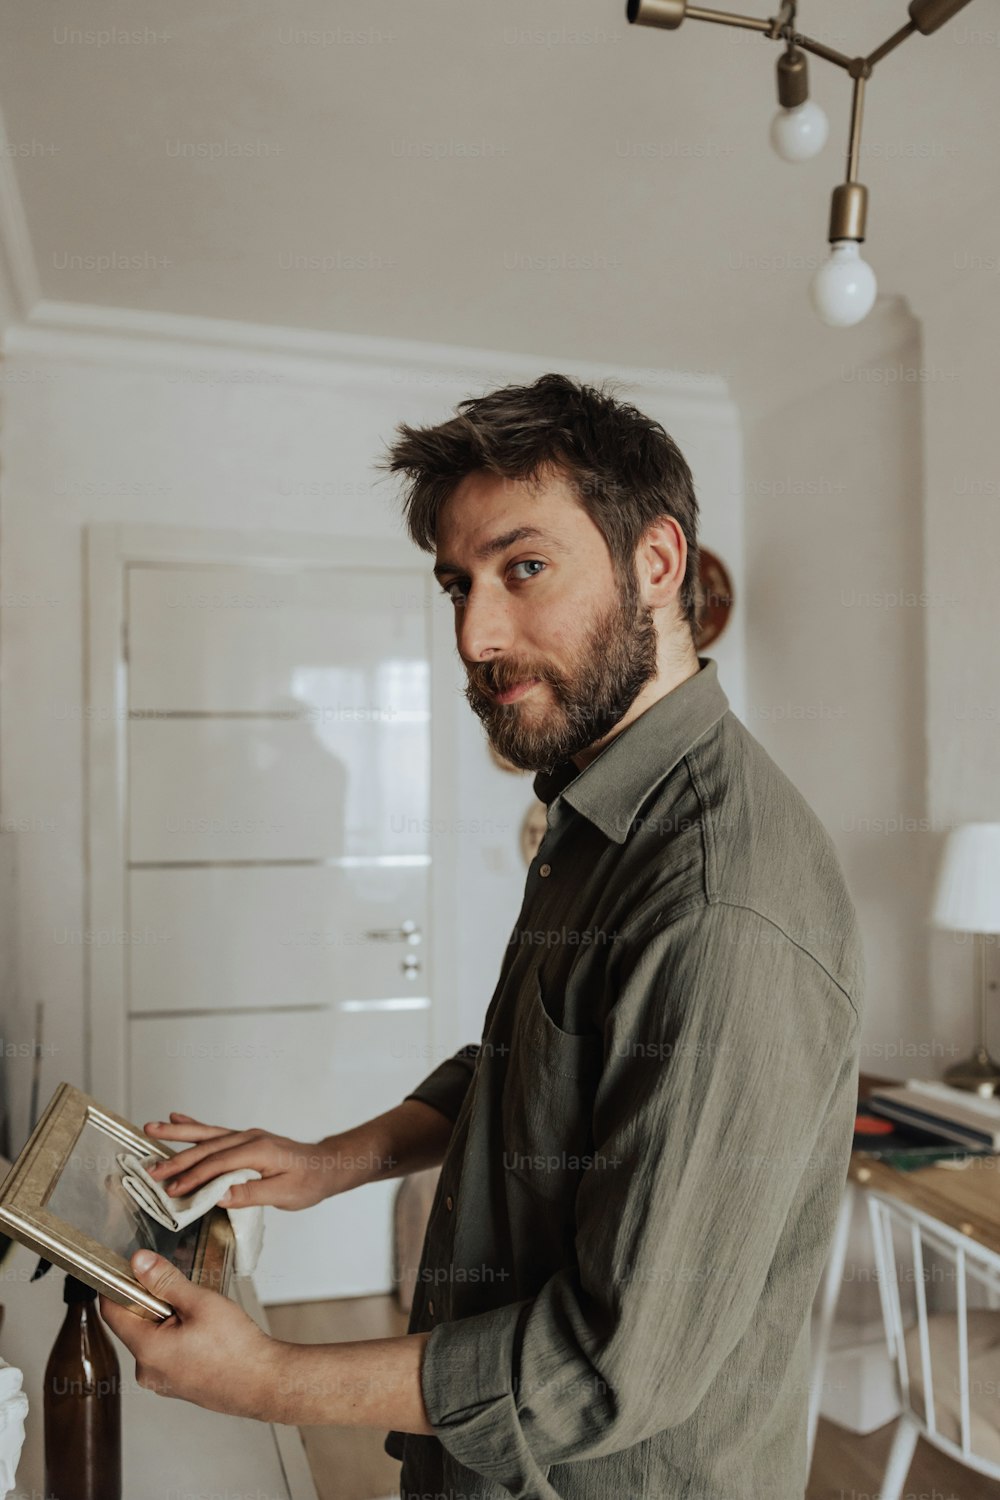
[362, 919, 422, 945]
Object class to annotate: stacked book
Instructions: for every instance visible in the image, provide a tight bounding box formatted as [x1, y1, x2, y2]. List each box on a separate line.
[864, 1079, 1000, 1163]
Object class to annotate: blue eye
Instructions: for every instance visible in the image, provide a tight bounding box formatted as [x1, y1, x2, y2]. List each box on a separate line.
[510, 560, 546, 581]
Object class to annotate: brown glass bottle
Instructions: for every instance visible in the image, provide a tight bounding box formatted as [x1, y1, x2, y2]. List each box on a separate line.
[43, 1275, 122, 1500]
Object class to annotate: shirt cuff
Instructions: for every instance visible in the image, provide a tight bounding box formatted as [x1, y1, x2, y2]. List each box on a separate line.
[383, 1427, 405, 1461]
[419, 1300, 558, 1497]
[404, 1047, 477, 1123]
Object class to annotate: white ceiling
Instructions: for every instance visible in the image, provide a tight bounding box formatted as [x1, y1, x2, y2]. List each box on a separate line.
[0, 0, 995, 416]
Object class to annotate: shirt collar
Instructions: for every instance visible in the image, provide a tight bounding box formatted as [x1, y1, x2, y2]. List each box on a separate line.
[531, 657, 729, 845]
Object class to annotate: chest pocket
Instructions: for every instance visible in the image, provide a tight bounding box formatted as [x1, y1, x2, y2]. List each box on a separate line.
[501, 967, 604, 1203]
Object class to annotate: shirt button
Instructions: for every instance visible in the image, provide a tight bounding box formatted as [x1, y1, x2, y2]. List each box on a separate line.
[539, 863, 551, 877]
[445, 1194, 454, 1211]
[428, 1299, 435, 1318]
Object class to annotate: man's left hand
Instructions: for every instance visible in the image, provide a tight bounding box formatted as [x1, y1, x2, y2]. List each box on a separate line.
[100, 1249, 286, 1421]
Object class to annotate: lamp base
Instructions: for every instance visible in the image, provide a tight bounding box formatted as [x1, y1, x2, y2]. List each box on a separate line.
[944, 1044, 1000, 1097]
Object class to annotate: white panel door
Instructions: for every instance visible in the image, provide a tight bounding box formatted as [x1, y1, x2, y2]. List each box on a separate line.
[123, 562, 432, 1301]
[128, 864, 427, 1013]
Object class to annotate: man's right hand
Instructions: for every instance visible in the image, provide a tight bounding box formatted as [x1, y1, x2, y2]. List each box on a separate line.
[141, 1113, 355, 1211]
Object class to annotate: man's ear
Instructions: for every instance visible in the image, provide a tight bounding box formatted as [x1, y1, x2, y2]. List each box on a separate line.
[637, 517, 687, 609]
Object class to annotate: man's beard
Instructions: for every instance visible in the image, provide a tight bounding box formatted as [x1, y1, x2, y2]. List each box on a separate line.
[463, 573, 660, 773]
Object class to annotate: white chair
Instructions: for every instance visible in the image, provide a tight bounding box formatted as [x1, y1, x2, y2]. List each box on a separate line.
[867, 1190, 1000, 1499]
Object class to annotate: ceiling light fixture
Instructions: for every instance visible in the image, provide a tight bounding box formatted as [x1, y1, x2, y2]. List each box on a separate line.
[626, 0, 976, 327]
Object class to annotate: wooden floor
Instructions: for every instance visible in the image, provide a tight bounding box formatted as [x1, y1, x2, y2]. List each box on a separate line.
[809, 1418, 1000, 1500]
[266, 1294, 1000, 1500]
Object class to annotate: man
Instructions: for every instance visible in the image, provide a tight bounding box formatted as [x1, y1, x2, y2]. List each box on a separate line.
[104, 374, 864, 1500]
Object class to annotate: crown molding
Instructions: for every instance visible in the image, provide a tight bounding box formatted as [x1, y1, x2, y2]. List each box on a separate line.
[6, 297, 737, 421]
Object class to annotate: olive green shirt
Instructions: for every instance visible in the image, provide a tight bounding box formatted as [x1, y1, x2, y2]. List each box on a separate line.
[385, 658, 864, 1499]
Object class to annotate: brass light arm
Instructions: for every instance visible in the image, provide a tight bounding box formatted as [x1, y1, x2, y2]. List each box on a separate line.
[684, 6, 772, 31]
[865, 21, 919, 69]
[629, 0, 977, 67]
[825, 68, 869, 243]
[630, 6, 867, 72]
[846, 71, 868, 183]
[787, 33, 856, 72]
[625, 1, 776, 34]
[825, 65, 870, 243]
[862, 0, 976, 67]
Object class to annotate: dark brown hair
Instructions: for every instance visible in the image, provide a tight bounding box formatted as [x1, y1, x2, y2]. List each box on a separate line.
[381, 372, 701, 633]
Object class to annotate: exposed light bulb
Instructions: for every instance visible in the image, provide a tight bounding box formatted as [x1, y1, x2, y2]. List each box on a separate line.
[810, 240, 878, 327]
[769, 99, 829, 162]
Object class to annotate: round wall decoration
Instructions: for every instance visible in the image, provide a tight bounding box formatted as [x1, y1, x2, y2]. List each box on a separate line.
[694, 547, 734, 651]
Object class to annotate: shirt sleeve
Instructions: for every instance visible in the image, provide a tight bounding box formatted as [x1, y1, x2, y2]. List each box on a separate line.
[403, 1043, 479, 1123]
[417, 901, 861, 1490]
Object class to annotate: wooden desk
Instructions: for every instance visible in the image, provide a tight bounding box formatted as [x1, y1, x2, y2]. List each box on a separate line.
[850, 1072, 1000, 1256]
[809, 1071, 1000, 1464]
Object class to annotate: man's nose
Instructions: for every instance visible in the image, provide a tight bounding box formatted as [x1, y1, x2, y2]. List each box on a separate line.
[456, 585, 514, 665]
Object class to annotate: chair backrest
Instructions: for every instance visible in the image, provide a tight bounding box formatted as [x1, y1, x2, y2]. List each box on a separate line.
[867, 1190, 1000, 1465]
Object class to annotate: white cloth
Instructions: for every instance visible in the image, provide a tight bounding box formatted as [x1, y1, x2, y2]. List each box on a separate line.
[0, 1357, 28, 1499]
[116, 1151, 264, 1276]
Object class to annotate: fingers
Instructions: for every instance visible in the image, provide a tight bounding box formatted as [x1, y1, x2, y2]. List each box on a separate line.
[217, 1179, 266, 1209]
[99, 1291, 154, 1354]
[146, 1132, 253, 1187]
[130, 1249, 200, 1315]
[149, 1138, 267, 1198]
[144, 1118, 232, 1143]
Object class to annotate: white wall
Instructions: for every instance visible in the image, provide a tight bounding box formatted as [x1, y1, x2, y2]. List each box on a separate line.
[742, 290, 1000, 1357]
[0, 319, 745, 1149]
[743, 305, 935, 1093]
[742, 307, 931, 1358]
[744, 277, 1000, 1091]
[916, 237, 1000, 1098]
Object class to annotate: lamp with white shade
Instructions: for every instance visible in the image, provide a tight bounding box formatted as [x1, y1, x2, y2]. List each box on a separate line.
[931, 822, 1000, 1096]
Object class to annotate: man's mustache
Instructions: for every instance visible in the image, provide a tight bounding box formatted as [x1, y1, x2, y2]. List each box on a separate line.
[466, 662, 551, 698]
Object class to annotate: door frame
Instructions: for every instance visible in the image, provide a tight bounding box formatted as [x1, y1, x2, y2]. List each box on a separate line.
[84, 521, 460, 1112]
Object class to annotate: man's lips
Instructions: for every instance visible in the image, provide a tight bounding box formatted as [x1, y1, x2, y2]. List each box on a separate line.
[490, 677, 542, 705]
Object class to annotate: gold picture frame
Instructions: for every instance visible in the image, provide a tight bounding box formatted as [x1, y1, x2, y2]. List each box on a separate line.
[0, 1082, 235, 1321]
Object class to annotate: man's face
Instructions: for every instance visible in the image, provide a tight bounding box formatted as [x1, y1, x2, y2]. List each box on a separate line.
[433, 469, 660, 772]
